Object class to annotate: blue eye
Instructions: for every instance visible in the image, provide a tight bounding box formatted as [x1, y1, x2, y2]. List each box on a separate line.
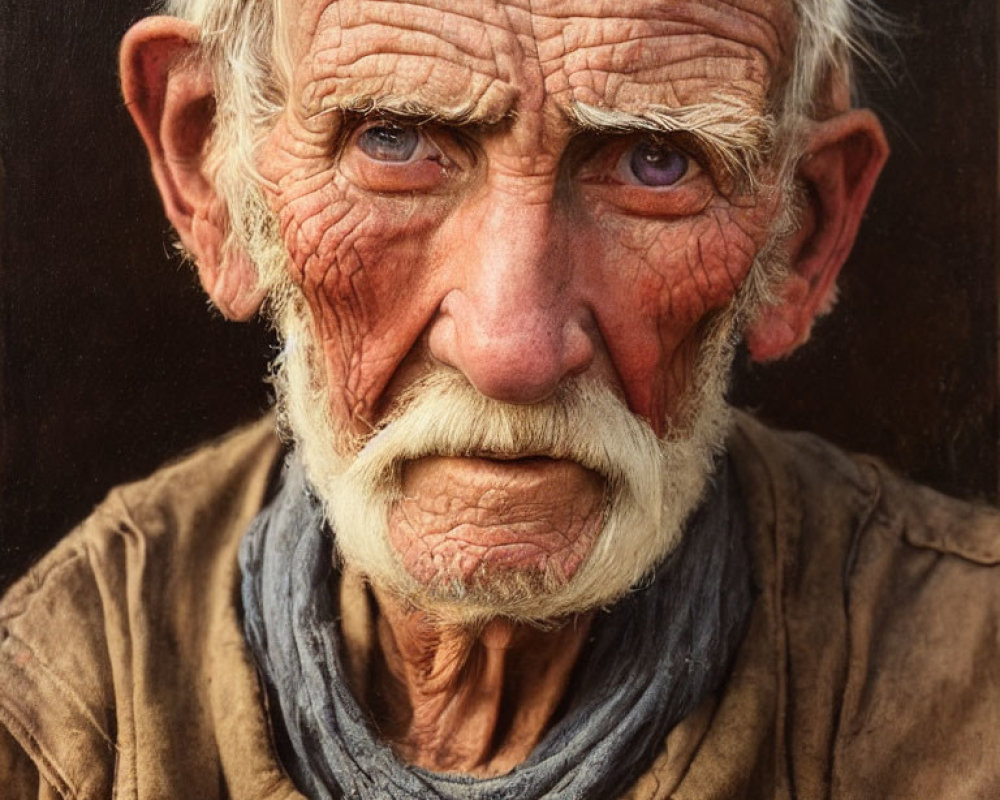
[627, 139, 689, 187]
[357, 122, 420, 162]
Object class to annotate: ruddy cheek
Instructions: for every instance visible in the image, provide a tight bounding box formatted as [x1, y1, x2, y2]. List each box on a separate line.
[640, 213, 759, 323]
[275, 177, 448, 424]
[387, 457, 607, 587]
[593, 207, 765, 428]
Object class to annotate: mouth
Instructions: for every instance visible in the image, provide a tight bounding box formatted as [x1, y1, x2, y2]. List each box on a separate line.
[402, 454, 593, 488]
[474, 453, 555, 463]
[451, 453, 564, 471]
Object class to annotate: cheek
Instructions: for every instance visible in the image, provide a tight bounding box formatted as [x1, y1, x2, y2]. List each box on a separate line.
[268, 157, 448, 426]
[589, 204, 765, 429]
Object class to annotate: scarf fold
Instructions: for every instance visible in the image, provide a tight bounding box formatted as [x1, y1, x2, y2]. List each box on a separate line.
[240, 456, 752, 800]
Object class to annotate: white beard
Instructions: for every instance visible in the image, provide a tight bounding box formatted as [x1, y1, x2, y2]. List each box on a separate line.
[270, 290, 739, 625]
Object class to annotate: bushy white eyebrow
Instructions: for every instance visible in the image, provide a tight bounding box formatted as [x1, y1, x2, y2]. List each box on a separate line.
[306, 93, 516, 128]
[568, 100, 776, 191]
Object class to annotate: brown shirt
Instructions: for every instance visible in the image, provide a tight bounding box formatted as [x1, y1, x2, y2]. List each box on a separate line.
[1, 414, 998, 799]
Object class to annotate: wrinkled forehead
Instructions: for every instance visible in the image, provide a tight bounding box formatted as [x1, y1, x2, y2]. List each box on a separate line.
[285, 0, 796, 121]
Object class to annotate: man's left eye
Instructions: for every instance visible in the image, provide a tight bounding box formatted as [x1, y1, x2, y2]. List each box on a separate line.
[357, 122, 422, 162]
[618, 138, 692, 187]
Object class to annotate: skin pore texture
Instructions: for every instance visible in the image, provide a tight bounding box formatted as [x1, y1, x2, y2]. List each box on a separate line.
[369, 586, 595, 774]
[121, 0, 887, 777]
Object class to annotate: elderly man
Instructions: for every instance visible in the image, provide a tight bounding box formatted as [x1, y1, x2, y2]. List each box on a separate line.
[1, 0, 998, 798]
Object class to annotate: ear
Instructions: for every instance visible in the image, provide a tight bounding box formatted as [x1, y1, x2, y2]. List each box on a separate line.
[745, 110, 889, 361]
[120, 17, 264, 320]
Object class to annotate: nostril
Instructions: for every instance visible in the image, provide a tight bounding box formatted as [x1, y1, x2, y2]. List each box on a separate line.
[427, 310, 461, 372]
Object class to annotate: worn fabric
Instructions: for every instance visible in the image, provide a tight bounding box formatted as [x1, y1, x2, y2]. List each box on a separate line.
[1, 414, 999, 799]
[239, 457, 751, 800]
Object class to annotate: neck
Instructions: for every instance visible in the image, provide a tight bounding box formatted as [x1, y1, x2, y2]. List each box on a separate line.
[363, 586, 593, 776]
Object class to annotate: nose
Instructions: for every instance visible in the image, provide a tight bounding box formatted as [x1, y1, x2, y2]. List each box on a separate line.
[428, 191, 595, 404]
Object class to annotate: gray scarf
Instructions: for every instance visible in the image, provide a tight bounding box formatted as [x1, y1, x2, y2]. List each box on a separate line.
[239, 456, 752, 800]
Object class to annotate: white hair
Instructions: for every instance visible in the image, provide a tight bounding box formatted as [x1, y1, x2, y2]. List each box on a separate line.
[157, 0, 890, 288]
[792, 0, 895, 119]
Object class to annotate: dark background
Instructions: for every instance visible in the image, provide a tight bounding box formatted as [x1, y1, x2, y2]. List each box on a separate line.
[1, 0, 997, 590]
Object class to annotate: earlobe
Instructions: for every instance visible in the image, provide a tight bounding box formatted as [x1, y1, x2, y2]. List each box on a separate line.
[120, 17, 264, 321]
[746, 110, 889, 361]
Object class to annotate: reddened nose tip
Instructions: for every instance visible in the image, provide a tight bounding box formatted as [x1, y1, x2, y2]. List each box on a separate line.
[428, 293, 595, 404]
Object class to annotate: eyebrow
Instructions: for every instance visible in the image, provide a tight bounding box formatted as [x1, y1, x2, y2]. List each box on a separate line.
[306, 93, 517, 129]
[568, 100, 776, 190]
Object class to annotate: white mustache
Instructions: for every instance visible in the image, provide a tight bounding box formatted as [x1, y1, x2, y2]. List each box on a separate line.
[350, 370, 665, 523]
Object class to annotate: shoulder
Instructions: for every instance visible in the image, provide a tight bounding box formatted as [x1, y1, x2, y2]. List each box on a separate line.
[1, 415, 282, 624]
[730, 411, 1000, 797]
[833, 461, 1000, 797]
[106, 413, 284, 547]
[0, 417, 283, 799]
[730, 409, 1000, 569]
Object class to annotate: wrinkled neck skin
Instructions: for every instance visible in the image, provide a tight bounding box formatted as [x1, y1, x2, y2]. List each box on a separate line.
[365, 586, 593, 776]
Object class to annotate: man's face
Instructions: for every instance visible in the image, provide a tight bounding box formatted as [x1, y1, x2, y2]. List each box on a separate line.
[254, 0, 794, 616]
[259, 0, 791, 428]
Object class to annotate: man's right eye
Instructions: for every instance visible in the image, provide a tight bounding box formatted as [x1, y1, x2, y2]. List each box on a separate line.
[342, 119, 460, 193]
[357, 122, 421, 163]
